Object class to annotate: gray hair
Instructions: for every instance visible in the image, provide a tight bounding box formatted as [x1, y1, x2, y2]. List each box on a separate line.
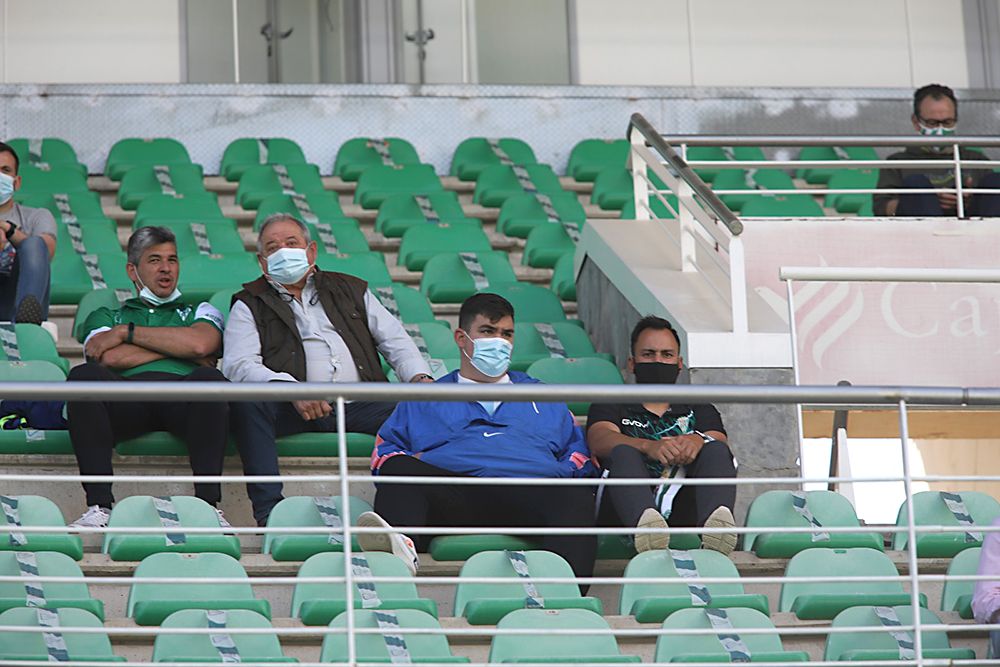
[127, 226, 177, 265]
[257, 213, 311, 255]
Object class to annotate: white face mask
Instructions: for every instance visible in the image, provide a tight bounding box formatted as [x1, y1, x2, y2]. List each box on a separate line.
[0, 172, 14, 205]
[266, 247, 312, 285]
[135, 274, 181, 306]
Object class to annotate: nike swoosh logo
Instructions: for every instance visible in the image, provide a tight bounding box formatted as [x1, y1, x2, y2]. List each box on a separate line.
[483, 432, 503, 438]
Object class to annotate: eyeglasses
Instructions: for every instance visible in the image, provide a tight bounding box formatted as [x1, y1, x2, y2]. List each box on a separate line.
[917, 116, 957, 129]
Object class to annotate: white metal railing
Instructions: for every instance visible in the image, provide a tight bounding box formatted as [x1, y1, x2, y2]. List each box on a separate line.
[0, 382, 998, 666]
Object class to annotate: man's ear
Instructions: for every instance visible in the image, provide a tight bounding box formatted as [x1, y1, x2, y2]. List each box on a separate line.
[306, 240, 318, 264]
[257, 254, 268, 274]
[125, 263, 138, 284]
[626, 355, 635, 374]
[677, 356, 684, 371]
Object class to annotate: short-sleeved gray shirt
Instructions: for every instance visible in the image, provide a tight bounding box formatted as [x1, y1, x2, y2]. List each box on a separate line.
[0, 203, 57, 248]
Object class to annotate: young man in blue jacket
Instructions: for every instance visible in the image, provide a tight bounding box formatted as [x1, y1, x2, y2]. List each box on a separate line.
[358, 293, 597, 581]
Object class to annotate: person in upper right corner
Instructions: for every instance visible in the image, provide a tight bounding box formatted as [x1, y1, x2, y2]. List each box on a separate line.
[873, 83, 1000, 217]
[585, 315, 737, 555]
[972, 516, 1000, 658]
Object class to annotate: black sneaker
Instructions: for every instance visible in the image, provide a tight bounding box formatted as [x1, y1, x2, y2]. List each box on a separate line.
[15, 296, 43, 325]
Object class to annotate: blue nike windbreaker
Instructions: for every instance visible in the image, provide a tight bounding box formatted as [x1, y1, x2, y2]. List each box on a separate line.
[372, 370, 595, 478]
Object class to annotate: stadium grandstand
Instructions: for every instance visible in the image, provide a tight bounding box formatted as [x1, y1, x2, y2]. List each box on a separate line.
[0, 1, 999, 665]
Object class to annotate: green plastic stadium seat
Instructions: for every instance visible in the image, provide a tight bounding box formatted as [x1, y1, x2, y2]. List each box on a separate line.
[620, 192, 679, 219]
[739, 194, 825, 217]
[263, 495, 374, 560]
[682, 146, 729, 183]
[134, 218, 247, 257]
[314, 252, 392, 287]
[73, 289, 132, 341]
[824, 605, 975, 663]
[154, 608, 295, 663]
[594, 168, 672, 213]
[103, 495, 239, 561]
[489, 608, 641, 664]
[15, 191, 109, 223]
[0, 550, 103, 617]
[0, 429, 73, 455]
[304, 220, 370, 255]
[322, 609, 470, 664]
[566, 139, 629, 182]
[254, 191, 347, 228]
[208, 287, 239, 323]
[333, 137, 422, 182]
[0, 495, 82, 560]
[478, 282, 568, 324]
[0, 359, 66, 381]
[17, 165, 89, 195]
[711, 169, 797, 212]
[354, 164, 443, 210]
[825, 168, 879, 213]
[450, 137, 537, 182]
[429, 535, 536, 561]
[454, 550, 602, 625]
[53, 218, 121, 259]
[397, 321, 456, 361]
[177, 253, 262, 302]
[375, 191, 472, 238]
[795, 146, 879, 185]
[115, 430, 238, 457]
[473, 164, 564, 208]
[742, 490, 882, 557]
[0, 323, 69, 375]
[8, 138, 83, 173]
[0, 607, 122, 663]
[892, 490, 1000, 557]
[620, 550, 769, 623]
[724, 146, 767, 161]
[523, 224, 578, 269]
[105, 138, 192, 181]
[128, 552, 269, 626]
[420, 252, 518, 303]
[398, 221, 492, 271]
[509, 321, 606, 372]
[292, 552, 436, 625]
[236, 164, 325, 210]
[219, 137, 308, 182]
[133, 192, 224, 225]
[276, 431, 377, 457]
[779, 547, 926, 620]
[385, 358, 460, 383]
[550, 252, 577, 301]
[941, 546, 979, 618]
[117, 164, 207, 210]
[496, 192, 586, 239]
[655, 607, 809, 664]
[370, 283, 438, 325]
[525, 357, 623, 415]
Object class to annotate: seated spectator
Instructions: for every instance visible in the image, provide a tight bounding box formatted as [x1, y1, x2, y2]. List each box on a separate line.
[222, 213, 432, 526]
[874, 83, 1000, 217]
[359, 293, 597, 580]
[0, 141, 56, 323]
[585, 316, 737, 554]
[973, 516, 1000, 658]
[67, 227, 228, 528]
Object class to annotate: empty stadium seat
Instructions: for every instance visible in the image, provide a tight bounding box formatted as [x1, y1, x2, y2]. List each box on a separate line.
[395, 321, 456, 364]
[779, 547, 925, 620]
[0, 550, 103, 617]
[236, 164, 325, 210]
[489, 608, 640, 664]
[739, 194, 825, 217]
[0, 323, 69, 375]
[254, 191, 348, 228]
[333, 137, 422, 181]
[795, 146, 879, 185]
[321, 609, 469, 664]
[105, 138, 192, 181]
[0, 359, 66, 382]
[53, 218, 121, 258]
[153, 609, 294, 663]
[941, 546, 979, 618]
[420, 252, 518, 303]
[314, 252, 393, 287]
[429, 535, 536, 562]
[453, 550, 602, 624]
[128, 552, 269, 625]
[450, 137, 537, 181]
[474, 164, 564, 208]
[102, 495, 239, 561]
[742, 489, 882, 557]
[683, 146, 730, 183]
[51, 250, 133, 305]
[655, 607, 809, 663]
[8, 138, 83, 173]
[370, 283, 438, 325]
[292, 551, 436, 625]
[509, 321, 607, 371]
[275, 431, 377, 457]
[522, 223, 578, 268]
[0, 607, 119, 663]
[133, 191, 224, 225]
[354, 164, 443, 210]
[824, 168, 878, 213]
[479, 282, 568, 323]
[176, 253, 262, 302]
[711, 168, 797, 212]
[0, 495, 82, 560]
[117, 163, 207, 210]
[620, 192, 679, 219]
[73, 289, 132, 341]
[16, 191, 109, 222]
[550, 252, 577, 301]
[892, 490, 1000, 557]
[619, 550, 769, 623]
[17, 165, 89, 195]
[398, 221, 492, 271]
[219, 137, 308, 182]
[262, 495, 374, 560]
[525, 357, 623, 415]
[496, 191, 586, 239]
[306, 220, 371, 255]
[375, 191, 473, 238]
[824, 605, 975, 662]
[566, 138, 629, 182]
[135, 218, 247, 257]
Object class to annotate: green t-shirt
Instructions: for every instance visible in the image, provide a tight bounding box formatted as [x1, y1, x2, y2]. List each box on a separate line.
[82, 298, 225, 377]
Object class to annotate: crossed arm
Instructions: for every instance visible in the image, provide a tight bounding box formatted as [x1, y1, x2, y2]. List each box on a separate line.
[84, 322, 222, 370]
[587, 421, 727, 466]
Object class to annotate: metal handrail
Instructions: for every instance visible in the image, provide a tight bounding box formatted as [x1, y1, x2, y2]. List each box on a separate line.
[663, 135, 1000, 148]
[627, 112, 742, 235]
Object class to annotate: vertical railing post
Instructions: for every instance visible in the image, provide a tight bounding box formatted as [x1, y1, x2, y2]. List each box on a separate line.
[953, 142, 965, 219]
[628, 126, 650, 221]
[785, 278, 807, 487]
[336, 395, 356, 667]
[728, 236, 748, 334]
[678, 143, 697, 272]
[898, 398, 924, 665]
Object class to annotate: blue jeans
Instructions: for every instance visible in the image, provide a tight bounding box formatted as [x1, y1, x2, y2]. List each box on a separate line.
[0, 235, 50, 320]
[897, 172, 1000, 217]
[231, 399, 396, 524]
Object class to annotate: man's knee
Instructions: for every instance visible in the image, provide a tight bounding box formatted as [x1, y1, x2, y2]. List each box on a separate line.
[609, 443, 644, 466]
[692, 439, 736, 476]
[67, 362, 113, 382]
[231, 400, 276, 423]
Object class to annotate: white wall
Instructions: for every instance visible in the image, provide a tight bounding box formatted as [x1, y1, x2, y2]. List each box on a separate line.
[574, 0, 969, 88]
[0, 0, 181, 83]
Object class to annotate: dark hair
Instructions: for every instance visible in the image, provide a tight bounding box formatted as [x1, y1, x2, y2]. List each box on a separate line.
[459, 293, 514, 331]
[127, 226, 176, 265]
[630, 315, 681, 356]
[913, 84, 957, 118]
[0, 141, 19, 174]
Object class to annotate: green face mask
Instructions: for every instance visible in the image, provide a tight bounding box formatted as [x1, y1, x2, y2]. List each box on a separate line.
[918, 123, 956, 137]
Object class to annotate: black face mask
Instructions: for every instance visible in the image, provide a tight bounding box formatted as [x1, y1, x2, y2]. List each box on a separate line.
[633, 362, 680, 385]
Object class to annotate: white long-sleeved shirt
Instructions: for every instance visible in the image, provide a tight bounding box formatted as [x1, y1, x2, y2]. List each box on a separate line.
[222, 277, 430, 384]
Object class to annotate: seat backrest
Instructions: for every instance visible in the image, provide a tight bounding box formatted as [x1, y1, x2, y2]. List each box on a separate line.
[450, 137, 537, 180]
[333, 137, 421, 179]
[73, 289, 127, 342]
[779, 547, 901, 612]
[262, 495, 373, 554]
[453, 550, 582, 617]
[255, 191, 347, 228]
[0, 359, 66, 381]
[739, 194, 825, 217]
[369, 284, 436, 324]
[511, 322, 596, 364]
[134, 192, 223, 225]
[105, 138, 192, 180]
[8, 138, 80, 168]
[893, 490, 1000, 551]
[236, 163, 324, 202]
[291, 552, 421, 617]
[654, 607, 786, 663]
[619, 549, 745, 615]
[314, 252, 393, 287]
[0, 494, 82, 559]
[127, 552, 255, 617]
[0, 550, 91, 602]
[153, 608, 289, 663]
[176, 253, 263, 299]
[17, 165, 89, 194]
[526, 357, 623, 386]
[824, 605, 955, 661]
[743, 489, 864, 550]
[489, 608, 626, 663]
[0, 607, 116, 662]
[118, 163, 205, 191]
[321, 609, 462, 663]
[220, 137, 306, 179]
[941, 546, 981, 612]
[376, 191, 466, 229]
[0, 324, 63, 368]
[103, 495, 228, 552]
[480, 282, 567, 323]
[566, 139, 629, 181]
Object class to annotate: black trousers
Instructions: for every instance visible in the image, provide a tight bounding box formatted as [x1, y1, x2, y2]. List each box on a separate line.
[598, 440, 736, 529]
[66, 363, 229, 508]
[375, 455, 597, 583]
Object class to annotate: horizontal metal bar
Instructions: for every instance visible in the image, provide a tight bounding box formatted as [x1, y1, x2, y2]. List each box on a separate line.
[685, 158, 1000, 168]
[665, 134, 1000, 147]
[780, 267, 1000, 283]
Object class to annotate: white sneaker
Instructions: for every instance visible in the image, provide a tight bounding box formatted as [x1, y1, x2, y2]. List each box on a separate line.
[635, 507, 670, 553]
[215, 508, 232, 529]
[356, 511, 419, 576]
[701, 505, 737, 555]
[70, 505, 110, 529]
